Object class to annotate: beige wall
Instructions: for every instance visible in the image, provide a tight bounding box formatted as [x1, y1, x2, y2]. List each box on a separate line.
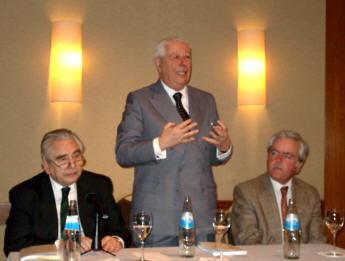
[0, 0, 324, 256]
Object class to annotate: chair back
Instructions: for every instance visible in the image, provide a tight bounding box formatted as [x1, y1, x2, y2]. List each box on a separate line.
[0, 202, 11, 225]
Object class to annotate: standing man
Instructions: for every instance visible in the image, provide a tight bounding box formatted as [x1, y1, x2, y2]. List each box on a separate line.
[4, 129, 131, 256]
[116, 37, 232, 246]
[231, 130, 326, 245]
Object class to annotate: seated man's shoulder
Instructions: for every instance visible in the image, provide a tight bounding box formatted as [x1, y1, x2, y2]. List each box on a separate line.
[294, 177, 320, 197]
[80, 170, 112, 184]
[10, 172, 48, 195]
[235, 174, 265, 190]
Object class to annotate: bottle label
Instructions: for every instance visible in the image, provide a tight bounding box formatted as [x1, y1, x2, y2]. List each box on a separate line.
[284, 213, 300, 230]
[64, 215, 80, 231]
[180, 212, 194, 229]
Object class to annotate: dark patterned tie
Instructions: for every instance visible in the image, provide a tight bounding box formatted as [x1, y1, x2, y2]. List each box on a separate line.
[173, 92, 190, 121]
[60, 187, 70, 234]
[281, 186, 288, 223]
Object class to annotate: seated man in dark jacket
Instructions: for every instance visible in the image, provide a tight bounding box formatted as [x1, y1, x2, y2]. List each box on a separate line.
[4, 128, 131, 256]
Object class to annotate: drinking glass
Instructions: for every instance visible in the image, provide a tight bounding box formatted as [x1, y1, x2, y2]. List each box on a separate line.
[212, 209, 231, 260]
[133, 211, 152, 261]
[325, 208, 345, 257]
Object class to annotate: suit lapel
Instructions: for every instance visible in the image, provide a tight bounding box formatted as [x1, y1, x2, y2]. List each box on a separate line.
[77, 172, 95, 237]
[149, 81, 181, 123]
[38, 174, 59, 238]
[260, 174, 283, 242]
[292, 178, 304, 222]
[188, 87, 202, 136]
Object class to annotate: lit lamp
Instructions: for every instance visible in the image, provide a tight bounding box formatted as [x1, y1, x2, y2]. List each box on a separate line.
[50, 21, 82, 102]
[237, 30, 266, 105]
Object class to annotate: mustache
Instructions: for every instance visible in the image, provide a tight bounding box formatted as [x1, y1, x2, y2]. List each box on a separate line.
[272, 163, 282, 169]
[64, 169, 78, 175]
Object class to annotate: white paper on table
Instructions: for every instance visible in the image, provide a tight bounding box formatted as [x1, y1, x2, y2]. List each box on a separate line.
[133, 251, 172, 260]
[21, 254, 60, 260]
[199, 257, 229, 261]
[317, 252, 345, 258]
[198, 242, 247, 256]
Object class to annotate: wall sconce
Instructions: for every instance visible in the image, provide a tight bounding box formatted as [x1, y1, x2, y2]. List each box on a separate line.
[50, 21, 82, 102]
[237, 30, 266, 105]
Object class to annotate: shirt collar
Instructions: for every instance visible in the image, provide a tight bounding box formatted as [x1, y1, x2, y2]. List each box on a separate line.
[270, 176, 292, 193]
[49, 176, 76, 200]
[160, 79, 188, 100]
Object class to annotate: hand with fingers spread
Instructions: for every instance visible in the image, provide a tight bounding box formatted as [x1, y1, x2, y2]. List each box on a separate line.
[202, 120, 231, 153]
[158, 119, 199, 151]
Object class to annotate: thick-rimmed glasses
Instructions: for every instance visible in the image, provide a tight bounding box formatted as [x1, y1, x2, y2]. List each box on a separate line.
[49, 153, 85, 169]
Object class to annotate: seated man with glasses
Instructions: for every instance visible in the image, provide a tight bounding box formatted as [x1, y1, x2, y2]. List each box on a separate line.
[4, 128, 131, 256]
[230, 130, 326, 245]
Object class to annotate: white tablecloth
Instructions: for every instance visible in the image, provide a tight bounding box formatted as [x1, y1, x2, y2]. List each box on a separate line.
[9, 244, 345, 261]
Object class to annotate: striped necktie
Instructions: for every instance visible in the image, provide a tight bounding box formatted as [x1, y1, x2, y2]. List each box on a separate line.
[173, 92, 190, 121]
[281, 186, 288, 223]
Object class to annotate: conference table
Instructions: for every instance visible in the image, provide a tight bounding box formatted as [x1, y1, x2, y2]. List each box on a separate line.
[9, 243, 345, 260]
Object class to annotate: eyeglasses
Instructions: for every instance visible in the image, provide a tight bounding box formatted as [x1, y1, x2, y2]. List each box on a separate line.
[49, 152, 85, 169]
[268, 149, 295, 160]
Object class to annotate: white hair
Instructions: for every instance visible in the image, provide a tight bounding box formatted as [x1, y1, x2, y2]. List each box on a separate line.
[154, 37, 189, 58]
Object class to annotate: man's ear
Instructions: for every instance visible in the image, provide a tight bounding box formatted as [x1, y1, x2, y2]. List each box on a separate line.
[154, 57, 161, 72]
[295, 161, 304, 174]
[42, 160, 51, 174]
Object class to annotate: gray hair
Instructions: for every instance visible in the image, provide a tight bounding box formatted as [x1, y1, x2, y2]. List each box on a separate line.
[41, 128, 85, 160]
[154, 37, 189, 58]
[267, 130, 309, 164]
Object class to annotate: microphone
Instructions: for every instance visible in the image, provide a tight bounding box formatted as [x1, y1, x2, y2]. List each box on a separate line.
[85, 192, 109, 251]
[85, 192, 108, 218]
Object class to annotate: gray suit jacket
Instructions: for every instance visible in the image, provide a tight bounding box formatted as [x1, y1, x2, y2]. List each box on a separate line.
[116, 80, 230, 241]
[230, 173, 326, 245]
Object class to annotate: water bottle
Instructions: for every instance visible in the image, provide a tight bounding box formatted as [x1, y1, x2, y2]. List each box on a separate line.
[283, 199, 301, 259]
[178, 196, 196, 257]
[63, 200, 81, 261]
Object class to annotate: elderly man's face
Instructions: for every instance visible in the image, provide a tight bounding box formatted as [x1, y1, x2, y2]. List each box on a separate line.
[154, 41, 192, 91]
[267, 138, 303, 185]
[42, 138, 84, 186]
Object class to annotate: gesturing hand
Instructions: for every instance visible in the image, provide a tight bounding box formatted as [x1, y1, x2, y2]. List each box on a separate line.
[202, 120, 231, 153]
[158, 119, 199, 151]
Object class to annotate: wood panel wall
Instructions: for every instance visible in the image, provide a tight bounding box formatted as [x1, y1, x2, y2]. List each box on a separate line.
[325, 0, 345, 248]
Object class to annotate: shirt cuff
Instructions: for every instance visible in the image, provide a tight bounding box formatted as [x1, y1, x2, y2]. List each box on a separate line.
[112, 235, 125, 248]
[216, 143, 233, 160]
[153, 137, 167, 160]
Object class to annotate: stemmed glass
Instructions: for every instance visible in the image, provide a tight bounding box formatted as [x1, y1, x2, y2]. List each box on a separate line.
[133, 211, 152, 261]
[212, 209, 231, 260]
[325, 208, 345, 257]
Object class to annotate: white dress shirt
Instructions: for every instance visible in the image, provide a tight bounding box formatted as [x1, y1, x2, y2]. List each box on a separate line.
[270, 177, 292, 241]
[49, 177, 84, 239]
[49, 177, 125, 247]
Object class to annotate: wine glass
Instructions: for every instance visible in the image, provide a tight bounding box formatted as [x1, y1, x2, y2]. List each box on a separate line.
[212, 209, 231, 260]
[133, 211, 152, 261]
[325, 208, 345, 257]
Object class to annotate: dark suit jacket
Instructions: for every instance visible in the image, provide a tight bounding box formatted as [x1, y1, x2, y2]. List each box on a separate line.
[116, 80, 230, 242]
[230, 173, 326, 245]
[4, 170, 131, 256]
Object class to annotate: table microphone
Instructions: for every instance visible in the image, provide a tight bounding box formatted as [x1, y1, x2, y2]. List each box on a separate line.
[85, 192, 109, 251]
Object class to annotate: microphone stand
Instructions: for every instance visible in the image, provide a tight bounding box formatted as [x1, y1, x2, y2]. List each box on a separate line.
[92, 212, 114, 256]
[93, 213, 100, 251]
[86, 192, 113, 256]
